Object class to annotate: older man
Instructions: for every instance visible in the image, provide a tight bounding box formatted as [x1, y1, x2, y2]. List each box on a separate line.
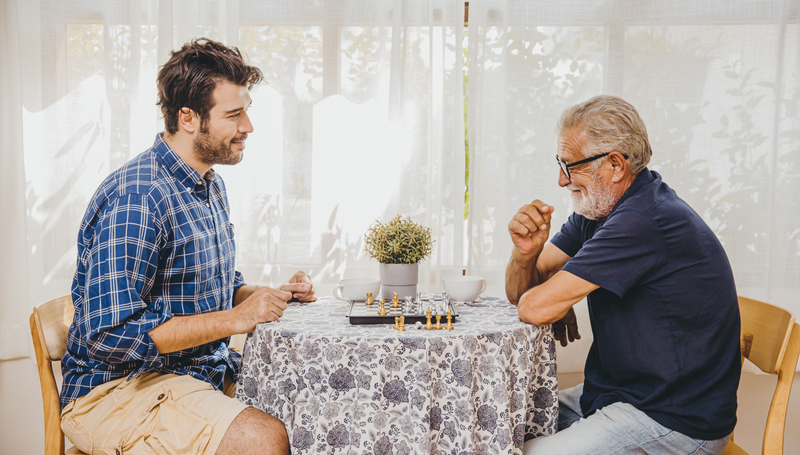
[60, 38, 315, 455]
[506, 95, 740, 454]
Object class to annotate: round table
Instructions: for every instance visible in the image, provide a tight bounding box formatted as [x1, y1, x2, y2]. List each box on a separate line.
[235, 295, 558, 454]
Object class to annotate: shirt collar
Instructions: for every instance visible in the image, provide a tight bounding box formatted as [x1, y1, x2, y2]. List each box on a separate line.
[152, 133, 216, 192]
[609, 168, 657, 215]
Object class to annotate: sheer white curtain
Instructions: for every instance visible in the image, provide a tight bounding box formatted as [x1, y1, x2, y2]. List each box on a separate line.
[467, 0, 800, 372]
[1, 0, 466, 360]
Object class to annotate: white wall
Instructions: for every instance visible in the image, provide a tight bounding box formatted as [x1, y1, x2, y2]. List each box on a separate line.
[3, 358, 800, 453]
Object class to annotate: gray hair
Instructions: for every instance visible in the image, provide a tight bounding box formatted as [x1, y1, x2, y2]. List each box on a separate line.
[557, 95, 652, 175]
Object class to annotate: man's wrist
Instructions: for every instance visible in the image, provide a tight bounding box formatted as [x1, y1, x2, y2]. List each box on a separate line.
[511, 247, 538, 267]
[233, 284, 256, 306]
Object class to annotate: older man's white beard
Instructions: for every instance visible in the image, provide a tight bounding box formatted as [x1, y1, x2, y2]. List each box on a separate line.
[567, 180, 619, 221]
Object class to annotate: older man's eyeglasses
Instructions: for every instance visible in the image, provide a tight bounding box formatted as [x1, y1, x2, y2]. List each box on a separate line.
[556, 152, 628, 180]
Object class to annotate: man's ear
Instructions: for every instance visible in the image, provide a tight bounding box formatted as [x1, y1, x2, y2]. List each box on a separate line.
[177, 107, 199, 134]
[609, 151, 628, 183]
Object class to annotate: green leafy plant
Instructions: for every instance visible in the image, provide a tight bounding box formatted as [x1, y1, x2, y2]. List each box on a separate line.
[364, 215, 434, 264]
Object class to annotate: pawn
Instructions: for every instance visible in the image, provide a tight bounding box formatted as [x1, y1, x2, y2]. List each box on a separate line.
[391, 292, 400, 308]
[445, 311, 454, 330]
[435, 315, 442, 330]
[398, 316, 406, 331]
[394, 316, 400, 330]
[379, 299, 387, 315]
[425, 308, 433, 330]
[366, 292, 374, 305]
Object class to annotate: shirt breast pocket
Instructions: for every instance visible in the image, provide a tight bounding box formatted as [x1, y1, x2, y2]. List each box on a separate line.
[164, 223, 216, 303]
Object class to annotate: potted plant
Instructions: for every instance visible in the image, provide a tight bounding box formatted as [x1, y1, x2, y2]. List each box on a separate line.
[363, 215, 434, 300]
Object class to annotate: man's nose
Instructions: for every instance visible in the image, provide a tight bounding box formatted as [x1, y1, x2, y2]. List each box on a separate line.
[558, 167, 571, 187]
[239, 110, 254, 133]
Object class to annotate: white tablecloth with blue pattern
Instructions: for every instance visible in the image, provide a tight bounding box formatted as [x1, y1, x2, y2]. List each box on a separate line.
[235, 295, 558, 454]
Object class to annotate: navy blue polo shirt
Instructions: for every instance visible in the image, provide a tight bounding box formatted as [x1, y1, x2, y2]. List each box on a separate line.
[550, 169, 740, 440]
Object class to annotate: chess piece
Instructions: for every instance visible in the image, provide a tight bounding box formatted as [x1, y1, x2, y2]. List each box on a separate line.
[379, 299, 387, 315]
[445, 311, 454, 330]
[366, 292, 374, 305]
[415, 321, 423, 330]
[399, 316, 406, 331]
[394, 316, 400, 330]
[435, 315, 442, 330]
[425, 308, 433, 330]
[392, 292, 400, 308]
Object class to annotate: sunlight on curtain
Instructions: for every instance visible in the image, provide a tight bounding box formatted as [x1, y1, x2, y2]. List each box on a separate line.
[2, 0, 465, 359]
[0, 0, 29, 360]
[467, 0, 800, 372]
[6, 0, 800, 365]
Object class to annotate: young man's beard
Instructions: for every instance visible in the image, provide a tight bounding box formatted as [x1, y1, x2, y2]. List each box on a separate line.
[193, 121, 245, 166]
[567, 172, 619, 221]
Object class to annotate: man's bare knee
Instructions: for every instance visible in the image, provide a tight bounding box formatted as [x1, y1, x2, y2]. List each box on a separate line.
[216, 407, 289, 455]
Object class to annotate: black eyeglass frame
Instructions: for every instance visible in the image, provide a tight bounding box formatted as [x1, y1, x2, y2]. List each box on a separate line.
[556, 152, 628, 180]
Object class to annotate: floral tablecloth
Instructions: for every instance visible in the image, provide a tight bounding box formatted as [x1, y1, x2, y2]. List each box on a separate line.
[235, 295, 558, 454]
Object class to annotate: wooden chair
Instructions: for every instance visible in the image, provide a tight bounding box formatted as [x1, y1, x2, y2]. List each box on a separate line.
[29, 295, 86, 455]
[723, 296, 800, 455]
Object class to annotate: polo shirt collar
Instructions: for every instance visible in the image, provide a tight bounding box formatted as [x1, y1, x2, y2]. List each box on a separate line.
[608, 168, 657, 217]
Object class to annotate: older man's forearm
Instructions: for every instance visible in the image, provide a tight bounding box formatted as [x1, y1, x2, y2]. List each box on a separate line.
[505, 249, 544, 304]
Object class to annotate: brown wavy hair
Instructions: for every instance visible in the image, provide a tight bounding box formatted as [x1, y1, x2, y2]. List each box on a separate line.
[157, 38, 263, 134]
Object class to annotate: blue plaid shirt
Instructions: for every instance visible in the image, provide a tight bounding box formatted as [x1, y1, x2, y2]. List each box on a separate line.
[61, 134, 245, 409]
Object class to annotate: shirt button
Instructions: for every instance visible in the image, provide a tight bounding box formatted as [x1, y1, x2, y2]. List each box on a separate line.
[157, 393, 165, 400]
[206, 202, 210, 207]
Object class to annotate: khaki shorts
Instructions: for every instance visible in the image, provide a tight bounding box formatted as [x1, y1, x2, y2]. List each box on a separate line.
[61, 372, 247, 455]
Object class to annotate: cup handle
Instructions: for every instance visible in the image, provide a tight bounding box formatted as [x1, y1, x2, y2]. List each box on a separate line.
[333, 285, 347, 301]
[480, 279, 487, 294]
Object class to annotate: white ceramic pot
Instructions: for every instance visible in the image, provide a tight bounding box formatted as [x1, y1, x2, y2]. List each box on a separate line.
[379, 263, 419, 300]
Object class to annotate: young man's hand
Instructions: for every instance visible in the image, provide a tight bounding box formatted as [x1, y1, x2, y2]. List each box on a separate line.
[280, 270, 317, 302]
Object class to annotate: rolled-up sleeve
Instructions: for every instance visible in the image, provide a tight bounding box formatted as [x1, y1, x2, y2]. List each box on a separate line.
[232, 270, 246, 302]
[80, 193, 171, 372]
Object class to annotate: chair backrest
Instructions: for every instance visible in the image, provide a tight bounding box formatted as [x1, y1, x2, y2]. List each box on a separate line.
[30, 295, 76, 455]
[738, 296, 800, 454]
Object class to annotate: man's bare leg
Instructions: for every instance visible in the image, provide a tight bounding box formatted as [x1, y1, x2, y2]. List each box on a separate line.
[216, 407, 290, 455]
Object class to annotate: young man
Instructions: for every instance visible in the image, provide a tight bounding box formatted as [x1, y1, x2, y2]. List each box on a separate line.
[506, 95, 740, 454]
[60, 38, 314, 455]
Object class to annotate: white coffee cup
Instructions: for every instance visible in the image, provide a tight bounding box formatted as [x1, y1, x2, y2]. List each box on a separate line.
[333, 278, 381, 302]
[442, 275, 487, 303]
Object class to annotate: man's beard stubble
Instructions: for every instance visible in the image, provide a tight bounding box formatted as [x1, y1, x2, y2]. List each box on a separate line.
[567, 173, 619, 221]
[193, 122, 246, 167]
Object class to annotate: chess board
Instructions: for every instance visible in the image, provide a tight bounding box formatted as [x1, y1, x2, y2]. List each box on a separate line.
[346, 294, 458, 325]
